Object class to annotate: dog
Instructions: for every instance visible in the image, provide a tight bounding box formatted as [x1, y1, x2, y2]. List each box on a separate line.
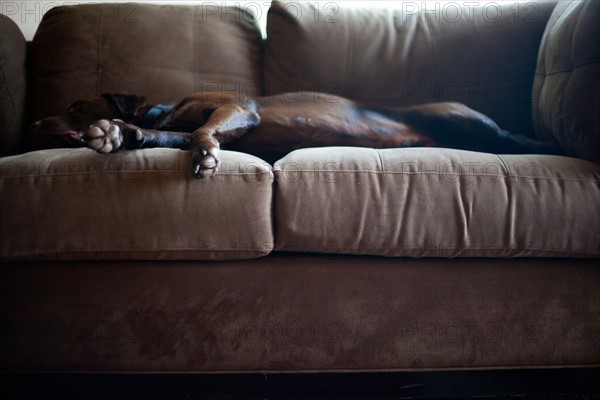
[30, 91, 563, 177]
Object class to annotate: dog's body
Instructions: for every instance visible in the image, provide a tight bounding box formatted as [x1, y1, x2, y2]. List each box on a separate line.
[31, 91, 563, 176]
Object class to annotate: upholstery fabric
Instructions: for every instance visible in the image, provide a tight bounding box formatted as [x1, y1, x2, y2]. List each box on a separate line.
[532, 0, 600, 162]
[1, 255, 598, 371]
[0, 149, 273, 260]
[30, 3, 262, 120]
[265, 1, 557, 135]
[0, 14, 27, 155]
[2, 1, 599, 374]
[274, 147, 600, 257]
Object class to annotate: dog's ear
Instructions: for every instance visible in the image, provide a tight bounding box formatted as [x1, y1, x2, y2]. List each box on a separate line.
[102, 93, 148, 120]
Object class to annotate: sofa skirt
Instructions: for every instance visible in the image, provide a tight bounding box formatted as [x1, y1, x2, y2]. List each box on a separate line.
[1, 254, 598, 372]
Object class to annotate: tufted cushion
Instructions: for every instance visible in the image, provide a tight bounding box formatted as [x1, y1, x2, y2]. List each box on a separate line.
[30, 3, 262, 121]
[274, 147, 600, 258]
[532, 0, 600, 162]
[265, 1, 557, 135]
[1, 149, 273, 260]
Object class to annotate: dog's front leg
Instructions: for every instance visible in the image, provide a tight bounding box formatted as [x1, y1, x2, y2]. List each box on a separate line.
[191, 104, 260, 177]
[192, 129, 221, 177]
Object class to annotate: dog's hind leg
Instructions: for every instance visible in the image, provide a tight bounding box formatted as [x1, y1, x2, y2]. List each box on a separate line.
[383, 102, 565, 155]
[84, 119, 191, 153]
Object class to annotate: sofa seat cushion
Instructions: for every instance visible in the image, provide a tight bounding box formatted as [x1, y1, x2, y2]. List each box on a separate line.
[1, 149, 273, 260]
[274, 147, 600, 257]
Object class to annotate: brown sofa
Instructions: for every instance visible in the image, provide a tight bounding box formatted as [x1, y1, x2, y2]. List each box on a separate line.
[1, 0, 599, 384]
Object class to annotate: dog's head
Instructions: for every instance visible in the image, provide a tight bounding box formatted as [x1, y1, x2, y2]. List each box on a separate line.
[30, 93, 148, 149]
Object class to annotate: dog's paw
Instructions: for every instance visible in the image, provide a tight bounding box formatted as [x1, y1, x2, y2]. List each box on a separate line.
[84, 119, 125, 153]
[84, 119, 145, 153]
[192, 138, 220, 178]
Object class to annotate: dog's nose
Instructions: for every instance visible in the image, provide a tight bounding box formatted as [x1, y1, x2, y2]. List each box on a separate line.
[30, 120, 41, 131]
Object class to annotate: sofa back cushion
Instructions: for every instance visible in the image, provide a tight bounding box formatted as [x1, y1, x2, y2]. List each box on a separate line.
[532, 0, 600, 163]
[0, 14, 27, 155]
[264, 1, 557, 135]
[30, 3, 262, 120]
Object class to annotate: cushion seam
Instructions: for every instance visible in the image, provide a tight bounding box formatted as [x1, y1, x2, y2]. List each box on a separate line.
[276, 245, 599, 255]
[3, 248, 272, 254]
[0, 64, 17, 118]
[97, 5, 103, 93]
[274, 170, 600, 182]
[4, 247, 596, 257]
[1, 171, 274, 178]
[535, 59, 600, 77]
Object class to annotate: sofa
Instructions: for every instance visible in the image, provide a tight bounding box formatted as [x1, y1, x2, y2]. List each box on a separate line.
[1, 0, 599, 389]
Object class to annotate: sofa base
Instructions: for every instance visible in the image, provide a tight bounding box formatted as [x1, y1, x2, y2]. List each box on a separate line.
[3, 368, 600, 399]
[1, 254, 599, 372]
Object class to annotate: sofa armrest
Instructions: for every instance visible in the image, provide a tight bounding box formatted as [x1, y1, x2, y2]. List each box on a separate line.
[532, 0, 600, 163]
[0, 14, 27, 156]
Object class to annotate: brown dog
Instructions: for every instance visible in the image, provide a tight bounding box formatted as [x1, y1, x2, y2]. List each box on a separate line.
[31, 91, 563, 177]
